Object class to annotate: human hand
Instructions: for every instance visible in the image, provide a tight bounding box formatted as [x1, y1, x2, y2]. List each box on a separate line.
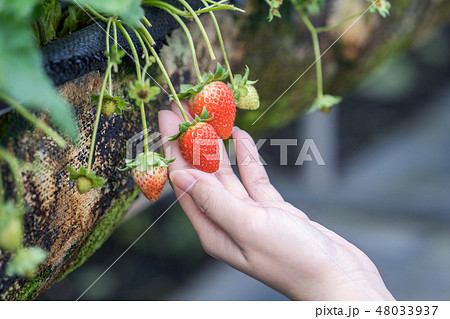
[158, 102, 394, 301]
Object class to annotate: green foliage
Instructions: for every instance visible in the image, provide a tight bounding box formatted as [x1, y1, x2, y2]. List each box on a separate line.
[71, 0, 144, 27]
[32, 0, 62, 44]
[0, 0, 78, 140]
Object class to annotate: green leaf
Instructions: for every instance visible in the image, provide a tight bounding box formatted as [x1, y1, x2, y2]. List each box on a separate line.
[307, 95, 342, 113]
[0, 1, 78, 141]
[71, 0, 144, 27]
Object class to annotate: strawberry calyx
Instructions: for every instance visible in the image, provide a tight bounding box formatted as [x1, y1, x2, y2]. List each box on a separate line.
[168, 107, 212, 141]
[67, 165, 106, 194]
[128, 79, 161, 105]
[120, 152, 174, 172]
[229, 65, 258, 103]
[105, 44, 125, 73]
[90, 93, 130, 116]
[307, 94, 342, 114]
[177, 63, 229, 100]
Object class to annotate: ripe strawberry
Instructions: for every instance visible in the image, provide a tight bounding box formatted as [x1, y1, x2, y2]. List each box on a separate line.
[121, 152, 173, 201]
[169, 110, 220, 173]
[189, 81, 236, 139]
[178, 63, 235, 139]
[237, 84, 260, 110]
[179, 122, 220, 173]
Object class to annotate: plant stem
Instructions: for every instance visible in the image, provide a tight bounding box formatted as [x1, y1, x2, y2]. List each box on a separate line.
[84, 4, 108, 23]
[0, 93, 67, 149]
[138, 30, 189, 122]
[153, 4, 202, 83]
[178, 0, 216, 60]
[137, 22, 156, 47]
[141, 16, 152, 28]
[201, 0, 235, 89]
[143, 0, 187, 16]
[117, 23, 142, 83]
[316, 9, 367, 33]
[106, 18, 113, 94]
[299, 10, 323, 98]
[87, 64, 112, 172]
[132, 29, 151, 79]
[0, 148, 25, 213]
[140, 101, 149, 155]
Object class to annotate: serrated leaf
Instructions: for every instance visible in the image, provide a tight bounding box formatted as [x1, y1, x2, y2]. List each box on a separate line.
[70, 0, 144, 27]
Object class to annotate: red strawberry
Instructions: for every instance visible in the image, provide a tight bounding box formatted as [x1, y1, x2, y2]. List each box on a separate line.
[178, 63, 235, 139]
[169, 110, 220, 173]
[189, 81, 236, 139]
[179, 122, 220, 173]
[121, 152, 173, 201]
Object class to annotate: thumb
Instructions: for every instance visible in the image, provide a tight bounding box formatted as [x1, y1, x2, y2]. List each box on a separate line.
[169, 169, 248, 236]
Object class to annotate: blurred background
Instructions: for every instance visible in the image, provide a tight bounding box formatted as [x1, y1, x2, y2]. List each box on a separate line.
[39, 6, 450, 301]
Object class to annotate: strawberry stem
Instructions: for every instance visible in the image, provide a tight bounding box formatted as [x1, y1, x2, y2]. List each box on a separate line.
[106, 18, 113, 95]
[132, 29, 151, 80]
[0, 93, 67, 149]
[87, 63, 113, 172]
[178, 0, 216, 61]
[117, 23, 142, 83]
[140, 100, 149, 155]
[84, 5, 108, 23]
[200, 0, 236, 90]
[154, 4, 202, 83]
[0, 148, 25, 214]
[299, 10, 323, 99]
[138, 29, 190, 122]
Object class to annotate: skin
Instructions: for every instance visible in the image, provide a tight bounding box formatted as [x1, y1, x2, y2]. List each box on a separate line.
[158, 102, 395, 301]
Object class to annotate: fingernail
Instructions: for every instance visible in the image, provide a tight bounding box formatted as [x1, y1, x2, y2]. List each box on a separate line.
[169, 170, 198, 194]
[232, 126, 240, 133]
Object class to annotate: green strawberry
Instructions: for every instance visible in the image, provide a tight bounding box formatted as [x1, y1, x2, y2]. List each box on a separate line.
[229, 66, 259, 110]
[68, 165, 105, 194]
[237, 84, 260, 110]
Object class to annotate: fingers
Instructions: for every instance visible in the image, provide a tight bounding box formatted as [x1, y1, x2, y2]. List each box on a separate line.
[233, 128, 284, 202]
[169, 169, 254, 242]
[170, 178, 243, 262]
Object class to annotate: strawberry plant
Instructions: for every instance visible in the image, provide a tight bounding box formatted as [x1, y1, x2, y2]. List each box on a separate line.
[264, 0, 391, 113]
